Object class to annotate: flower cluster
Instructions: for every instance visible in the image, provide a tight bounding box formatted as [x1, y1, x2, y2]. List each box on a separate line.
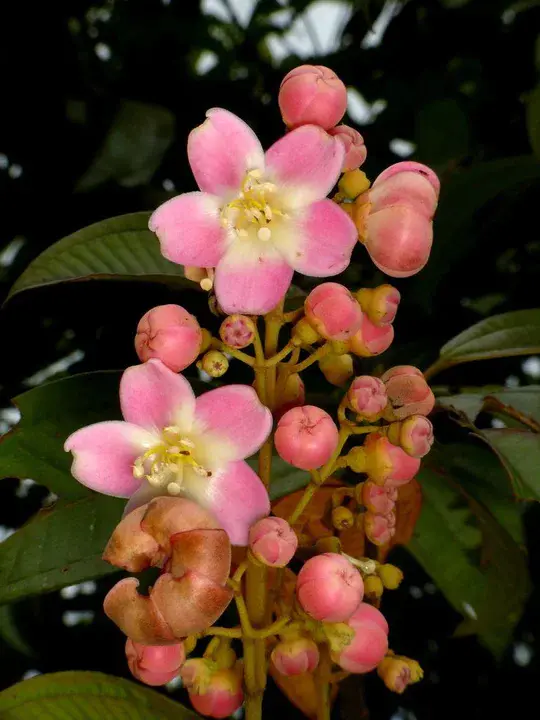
[63, 63, 438, 718]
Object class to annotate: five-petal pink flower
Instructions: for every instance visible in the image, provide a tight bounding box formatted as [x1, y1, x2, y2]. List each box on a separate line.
[64, 359, 272, 545]
[149, 108, 357, 315]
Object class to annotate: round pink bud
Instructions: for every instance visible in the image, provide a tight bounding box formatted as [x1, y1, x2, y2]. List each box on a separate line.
[363, 432, 421, 487]
[219, 314, 256, 349]
[357, 285, 401, 326]
[350, 315, 394, 357]
[279, 65, 347, 130]
[373, 161, 440, 198]
[335, 604, 389, 673]
[271, 636, 320, 676]
[364, 205, 433, 278]
[305, 283, 363, 341]
[328, 125, 367, 171]
[400, 415, 434, 458]
[249, 516, 298, 568]
[296, 553, 364, 622]
[125, 639, 185, 686]
[364, 512, 396, 546]
[275, 406, 339, 470]
[188, 668, 243, 719]
[135, 304, 202, 372]
[361, 482, 396, 515]
[381, 365, 435, 420]
[370, 168, 439, 220]
[347, 376, 387, 418]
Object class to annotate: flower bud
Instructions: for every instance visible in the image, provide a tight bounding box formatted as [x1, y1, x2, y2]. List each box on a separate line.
[330, 126, 367, 172]
[348, 433, 420, 487]
[271, 636, 320, 676]
[360, 482, 396, 515]
[275, 406, 339, 470]
[219, 314, 256, 349]
[135, 305, 202, 373]
[377, 564, 404, 590]
[372, 161, 440, 201]
[350, 315, 394, 358]
[370, 165, 439, 220]
[296, 553, 364, 622]
[180, 658, 214, 692]
[387, 415, 434, 458]
[274, 372, 305, 420]
[305, 283, 363, 341]
[365, 512, 395, 546]
[188, 666, 243, 719]
[279, 65, 347, 130]
[347, 376, 387, 419]
[333, 603, 389, 673]
[319, 352, 354, 387]
[249, 516, 298, 568]
[126, 639, 185, 686]
[331, 506, 355, 531]
[356, 285, 401, 327]
[292, 316, 321, 345]
[377, 654, 423, 693]
[200, 350, 229, 377]
[382, 366, 435, 421]
[363, 574, 384, 602]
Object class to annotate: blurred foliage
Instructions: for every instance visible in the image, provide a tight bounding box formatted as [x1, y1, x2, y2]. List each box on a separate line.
[1, 0, 540, 718]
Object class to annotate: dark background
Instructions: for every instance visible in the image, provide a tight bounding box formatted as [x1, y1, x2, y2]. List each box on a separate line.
[1, 0, 540, 718]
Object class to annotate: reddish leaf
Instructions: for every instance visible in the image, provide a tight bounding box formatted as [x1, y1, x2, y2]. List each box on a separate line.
[378, 479, 422, 562]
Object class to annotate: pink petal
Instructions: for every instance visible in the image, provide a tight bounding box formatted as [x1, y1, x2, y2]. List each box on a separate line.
[188, 108, 265, 196]
[182, 460, 270, 546]
[194, 385, 273, 460]
[64, 421, 154, 497]
[265, 125, 345, 207]
[120, 359, 195, 430]
[149, 191, 227, 267]
[214, 241, 293, 315]
[275, 199, 357, 277]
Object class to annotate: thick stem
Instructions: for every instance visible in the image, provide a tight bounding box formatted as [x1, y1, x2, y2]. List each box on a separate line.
[287, 480, 318, 526]
[315, 644, 332, 720]
[287, 342, 331, 373]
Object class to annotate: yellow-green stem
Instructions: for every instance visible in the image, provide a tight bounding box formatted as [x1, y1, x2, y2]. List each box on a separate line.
[287, 480, 318, 526]
[287, 342, 332, 373]
[315, 644, 332, 720]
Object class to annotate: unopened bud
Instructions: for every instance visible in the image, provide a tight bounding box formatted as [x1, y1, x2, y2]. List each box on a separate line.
[219, 314, 256, 349]
[135, 304, 202, 373]
[347, 376, 387, 419]
[305, 283, 362, 342]
[329, 126, 367, 172]
[387, 415, 434, 458]
[315, 536, 342, 554]
[275, 406, 339, 470]
[350, 315, 394, 358]
[365, 512, 395, 546]
[377, 564, 403, 590]
[200, 350, 229, 377]
[356, 285, 401, 327]
[319, 352, 354, 387]
[292, 317, 321, 345]
[363, 574, 384, 601]
[338, 169, 371, 199]
[331, 506, 355, 531]
[279, 65, 347, 130]
[377, 654, 423, 693]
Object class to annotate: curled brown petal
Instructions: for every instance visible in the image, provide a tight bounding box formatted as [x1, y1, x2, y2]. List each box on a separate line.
[102, 506, 162, 572]
[170, 529, 231, 586]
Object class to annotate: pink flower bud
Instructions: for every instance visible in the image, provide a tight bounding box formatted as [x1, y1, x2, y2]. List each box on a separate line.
[334, 605, 389, 673]
[126, 639, 185, 686]
[188, 667, 243, 719]
[219, 314, 256, 349]
[305, 283, 363, 341]
[279, 65, 347, 130]
[363, 432, 421, 487]
[296, 553, 364, 622]
[249, 516, 298, 568]
[356, 285, 400, 326]
[373, 161, 440, 198]
[364, 512, 395, 546]
[347, 376, 387, 419]
[361, 482, 396, 515]
[135, 304, 202, 372]
[364, 205, 433, 278]
[328, 125, 367, 171]
[275, 406, 339, 470]
[370, 166, 439, 220]
[350, 315, 394, 357]
[382, 365, 435, 420]
[388, 415, 434, 458]
[274, 372, 305, 421]
[271, 636, 320, 676]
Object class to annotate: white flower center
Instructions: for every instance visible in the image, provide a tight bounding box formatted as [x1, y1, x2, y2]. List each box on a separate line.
[221, 169, 288, 242]
[132, 425, 211, 496]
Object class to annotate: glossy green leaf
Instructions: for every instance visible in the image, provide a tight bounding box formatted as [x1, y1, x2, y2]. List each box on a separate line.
[438, 385, 540, 425]
[0, 495, 124, 604]
[0, 671, 200, 719]
[481, 428, 540, 501]
[7, 213, 193, 301]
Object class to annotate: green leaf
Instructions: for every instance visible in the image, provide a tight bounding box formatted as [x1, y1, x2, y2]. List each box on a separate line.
[481, 428, 540, 501]
[0, 495, 124, 604]
[438, 385, 540, 425]
[0, 371, 123, 499]
[7, 213, 194, 301]
[415, 99, 470, 166]
[0, 605, 35, 657]
[526, 85, 540, 159]
[409, 444, 529, 657]
[269, 457, 309, 501]
[0, 671, 200, 719]
[77, 100, 175, 191]
[428, 309, 540, 377]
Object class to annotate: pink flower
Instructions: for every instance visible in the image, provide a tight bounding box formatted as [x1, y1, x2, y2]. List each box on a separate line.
[275, 405, 339, 470]
[328, 125, 367, 171]
[135, 304, 202, 372]
[249, 516, 298, 567]
[305, 282, 363, 341]
[64, 359, 272, 545]
[126, 639, 185, 686]
[333, 603, 389, 673]
[296, 553, 364, 622]
[149, 109, 357, 315]
[271, 636, 320, 676]
[279, 65, 348, 130]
